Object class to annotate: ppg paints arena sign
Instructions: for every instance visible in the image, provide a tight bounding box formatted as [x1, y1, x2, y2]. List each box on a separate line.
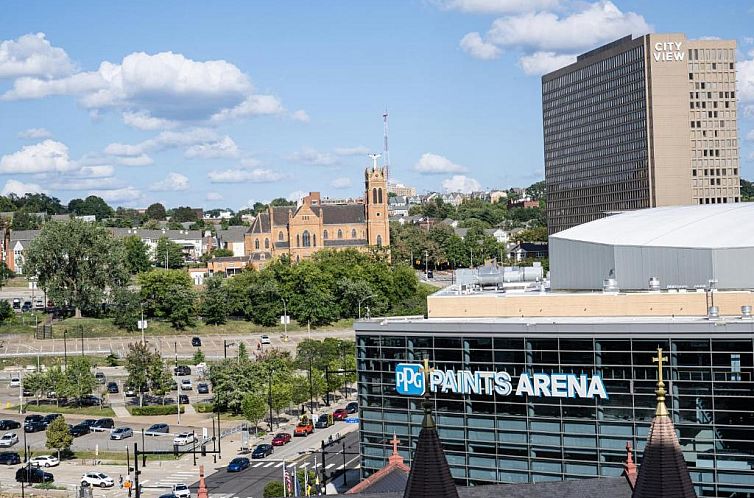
[395, 363, 608, 399]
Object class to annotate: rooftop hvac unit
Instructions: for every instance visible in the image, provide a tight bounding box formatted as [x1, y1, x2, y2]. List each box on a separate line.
[602, 278, 619, 294]
[741, 305, 752, 320]
[707, 306, 720, 320]
[648, 277, 661, 292]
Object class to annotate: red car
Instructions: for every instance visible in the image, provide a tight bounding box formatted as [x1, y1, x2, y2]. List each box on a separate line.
[332, 409, 348, 421]
[271, 433, 292, 446]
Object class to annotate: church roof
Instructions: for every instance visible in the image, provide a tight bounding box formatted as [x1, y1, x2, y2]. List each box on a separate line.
[249, 213, 270, 234]
[319, 204, 366, 225]
[347, 435, 409, 495]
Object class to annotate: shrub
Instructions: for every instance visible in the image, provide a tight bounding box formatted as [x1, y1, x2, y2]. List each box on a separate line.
[194, 403, 214, 413]
[129, 405, 185, 416]
[263, 481, 284, 498]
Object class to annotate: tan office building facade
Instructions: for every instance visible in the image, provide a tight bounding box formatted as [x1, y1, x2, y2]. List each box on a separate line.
[543, 34, 740, 234]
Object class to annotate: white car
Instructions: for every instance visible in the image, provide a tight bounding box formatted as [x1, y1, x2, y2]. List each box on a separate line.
[180, 379, 192, 390]
[0, 432, 18, 447]
[173, 432, 196, 445]
[9, 377, 20, 388]
[81, 472, 115, 488]
[260, 335, 271, 345]
[172, 483, 191, 498]
[30, 455, 59, 467]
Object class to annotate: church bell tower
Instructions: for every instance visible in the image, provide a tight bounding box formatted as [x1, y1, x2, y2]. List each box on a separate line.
[365, 154, 389, 248]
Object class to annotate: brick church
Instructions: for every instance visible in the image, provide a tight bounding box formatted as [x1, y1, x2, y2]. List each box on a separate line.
[244, 165, 390, 264]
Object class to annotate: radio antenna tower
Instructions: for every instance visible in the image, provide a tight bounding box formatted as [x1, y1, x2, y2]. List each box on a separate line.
[382, 110, 390, 182]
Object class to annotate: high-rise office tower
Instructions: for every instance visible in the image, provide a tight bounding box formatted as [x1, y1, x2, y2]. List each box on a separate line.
[542, 34, 740, 234]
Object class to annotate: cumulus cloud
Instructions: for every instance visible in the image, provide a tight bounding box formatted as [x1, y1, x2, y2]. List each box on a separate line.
[240, 157, 262, 168]
[331, 177, 352, 189]
[76, 165, 115, 178]
[206, 192, 224, 201]
[0, 139, 76, 173]
[291, 110, 310, 123]
[2, 47, 285, 124]
[442, 175, 482, 193]
[1, 179, 42, 196]
[519, 51, 577, 75]
[185, 136, 239, 159]
[460, 32, 502, 60]
[334, 146, 370, 156]
[0, 33, 75, 80]
[414, 153, 467, 174]
[89, 186, 142, 203]
[433, 0, 559, 14]
[739, 53, 754, 115]
[287, 147, 337, 166]
[287, 190, 307, 203]
[208, 168, 286, 183]
[49, 178, 120, 191]
[150, 172, 190, 191]
[116, 154, 154, 166]
[18, 127, 52, 139]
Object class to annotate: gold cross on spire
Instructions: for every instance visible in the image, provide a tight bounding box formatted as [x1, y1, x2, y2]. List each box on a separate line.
[652, 347, 669, 416]
[390, 433, 400, 455]
[421, 357, 435, 394]
[420, 356, 436, 428]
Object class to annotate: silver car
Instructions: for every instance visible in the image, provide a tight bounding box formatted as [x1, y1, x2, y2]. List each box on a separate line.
[110, 427, 133, 440]
[0, 432, 18, 447]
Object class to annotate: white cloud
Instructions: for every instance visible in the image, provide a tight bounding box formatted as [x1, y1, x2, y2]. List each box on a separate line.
[240, 157, 262, 168]
[697, 36, 722, 41]
[434, 0, 559, 14]
[122, 111, 177, 130]
[460, 32, 502, 60]
[414, 153, 467, 174]
[287, 147, 337, 166]
[331, 177, 352, 189]
[76, 165, 114, 178]
[116, 154, 154, 166]
[747, 129, 754, 141]
[287, 190, 307, 202]
[519, 51, 577, 75]
[334, 146, 370, 156]
[739, 54, 754, 115]
[185, 136, 239, 159]
[442, 175, 482, 193]
[150, 172, 189, 191]
[18, 127, 52, 139]
[291, 110, 310, 123]
[1, 179, 42, 196]
[0, 139, 76, 173]
[2, 49, 285, 124]
[89, 187, 142, 203]
[208, 168, 286, 183]
[206, 192, 224, 201]
[485, 1, 651, 53]
[49, 178, 120, 191]
[0, 33, 75, 80]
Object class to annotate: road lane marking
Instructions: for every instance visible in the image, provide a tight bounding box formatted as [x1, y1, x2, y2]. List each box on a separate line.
[325, 464, 335, 469]
[299, 462, 309, 469]
[253, 462, 264, 467]
[274, 462, 284, 467]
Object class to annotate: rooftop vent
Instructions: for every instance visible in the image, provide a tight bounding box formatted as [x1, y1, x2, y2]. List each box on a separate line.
[648, 277, 661, 292]
[602, 278, 619, 294]
[707, 306, 720, 320]
[741, 305, 752, 320]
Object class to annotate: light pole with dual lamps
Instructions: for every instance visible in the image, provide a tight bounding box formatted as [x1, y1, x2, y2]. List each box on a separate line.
[357, 294, 374, 320]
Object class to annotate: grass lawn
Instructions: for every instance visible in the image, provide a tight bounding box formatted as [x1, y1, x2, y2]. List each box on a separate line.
[3, 277, 30, 288]
[15, 403, 116, 417]
[0, 311, 48, 335]
[0, 354, 116, 370]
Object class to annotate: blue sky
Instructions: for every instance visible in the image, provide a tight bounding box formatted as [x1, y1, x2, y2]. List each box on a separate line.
[1, 0, 753, 209]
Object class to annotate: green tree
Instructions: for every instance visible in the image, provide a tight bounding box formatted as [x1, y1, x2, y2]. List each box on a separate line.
[45, 366, 70, 407]
[153, 237, 185, 269]
[111, 287, 141, 331]
[123, 236, 151, 274]
[45, 416, 73, 459]
[237, 342, 249, 363]
[143, 219, 160, 230]
[201, 275, 229, 325]
[526, 180, 546, 201]
[193, 349, 205, 365]
[23, 371, 46, 405]
[517, 226, 548, 243]
[290, 373, 311, 407]
[144, 203, 167, 221]
[263, 481, 284, 498]
[0, 301, 12, 323]
[25, 220, 128, 318]
[11, 211, 43, 230]
[241, 392, 267, 436]
[138, 269, 196, 329]
[150, 361, 174, 402]
[12, 193, 65, 214]
[66, 356, 96, 404]
[200, 247, 233, 263]
[208, 360, 257, 413]
[68, 195, 113, 220]
[124, 342, 154, 406]
[741, 178, 754, 201]
[170, 206, 198, 222]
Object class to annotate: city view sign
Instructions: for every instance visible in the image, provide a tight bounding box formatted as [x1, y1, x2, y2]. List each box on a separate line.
[653, 41, 685, 62]
[395, 363, 608, 399]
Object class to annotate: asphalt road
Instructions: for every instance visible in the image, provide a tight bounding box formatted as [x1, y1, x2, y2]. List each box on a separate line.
[196, 425, 360, 498]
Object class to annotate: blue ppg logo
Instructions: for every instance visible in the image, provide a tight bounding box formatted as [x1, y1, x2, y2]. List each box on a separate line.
[395, 363, 424, 396]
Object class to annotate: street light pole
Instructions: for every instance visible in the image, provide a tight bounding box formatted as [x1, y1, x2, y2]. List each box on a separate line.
[425, 250, 429, 276]
[63, 328, 67, 369]
[281, 298, 288, 338]
[268, 369, 274, 431]
[174, 341, 178, 367]
[308, 355, 315, 423]
[357, 294, 374, 320]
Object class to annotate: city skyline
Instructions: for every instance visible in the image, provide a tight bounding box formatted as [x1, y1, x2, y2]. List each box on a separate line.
[2, 1, 753, 209]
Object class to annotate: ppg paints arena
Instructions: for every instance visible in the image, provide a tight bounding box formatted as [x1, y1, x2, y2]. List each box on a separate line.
[355, 206, 754, 497]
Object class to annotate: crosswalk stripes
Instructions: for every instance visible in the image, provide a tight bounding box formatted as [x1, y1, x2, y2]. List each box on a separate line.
[325, 463, 335, 469]
[264, 462, 275, 467]
[274, 462, 284, 467]
[299, 462, 309, 469]
[287, 462, 297, 468]
[253, 462, 264, 468]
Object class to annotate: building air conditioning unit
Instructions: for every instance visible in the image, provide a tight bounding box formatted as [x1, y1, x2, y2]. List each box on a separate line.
[648, 277, 661, 292]
[707, 306, 720, 320]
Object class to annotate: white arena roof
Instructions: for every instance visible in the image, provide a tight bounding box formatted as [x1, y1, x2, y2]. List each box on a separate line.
[551, 203, 754, 249]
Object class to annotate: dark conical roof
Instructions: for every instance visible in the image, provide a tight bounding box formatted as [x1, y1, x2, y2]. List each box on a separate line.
[403, 395, 459, 498]
[632, 348, 696, 498]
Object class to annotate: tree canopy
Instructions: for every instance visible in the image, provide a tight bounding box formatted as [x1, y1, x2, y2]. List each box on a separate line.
[144, 203, 167, 221]
[67, 195, 114, 220]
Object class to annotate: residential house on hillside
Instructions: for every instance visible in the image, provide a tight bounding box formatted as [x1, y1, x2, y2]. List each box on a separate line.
[216, 226, 246, 257]
[3, 230, 40, 275]
[508, 242, 548, 262]
[112, 228, 210, 261]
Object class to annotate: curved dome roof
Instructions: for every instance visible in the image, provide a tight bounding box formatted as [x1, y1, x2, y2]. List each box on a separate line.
[551, 204, 754, 249]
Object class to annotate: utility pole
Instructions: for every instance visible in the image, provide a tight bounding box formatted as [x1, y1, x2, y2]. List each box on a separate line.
[174, 341, 178, 367]
[308, 355, 315, 424]
[216, 409, 221, 460]
[424, 250, 429, 276]
[192, 430, 197, 466]
[383, 110, 390, 181]
[268, 369, 274, 431]
[80, 325, 84, 356]
[63, 328, 67, 369]
[134, 443, 140, 498]
[281, 298, 288, 339]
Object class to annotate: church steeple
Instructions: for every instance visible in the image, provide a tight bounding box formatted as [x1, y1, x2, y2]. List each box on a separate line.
[364, 157, 389, 248]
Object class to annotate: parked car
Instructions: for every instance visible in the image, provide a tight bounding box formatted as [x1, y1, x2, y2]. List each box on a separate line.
[24, 420, 46, 433]
[170, 380, 178, 391]
[33, 298, 44, 310]
[24, 415, 43, 424]
[173, 432, 196, 445]
[197, 383, 209, 394]
[124, 386, 136, 397]
[315, 413, 333, 429]
[78, 395, 102, 406]
[95, 372, 106, 384]
[0, 432, 18, 447]
[81, 472, 114, 488]
[106, 382, 119, 393]
[9, 377, 20, 388]
[42, 413, 62, 426]
[91, 418, 114, 430]
[78, 419, 98, 429]
[178, 394, 189, 405]
[226, 457, 250, 472]
[21, 301, 32, 312]
[345, 402, 359, 414]
[145, 423, 169, 436]
[294, 420, 313, 437]
[30, 455, 60, 467]
[173, 483, 191, 498]
[332, 409, 348, 421]
[0, 420, 21, 430]
[110, 427, 133, 440]
[174, 365, 191, 376]
[260, 335, 271, 345]
[191, 337, 201, 347]
[271, 433, 291, 446]
[158, 494, 177, 498]
[12, 298, 21, 310]
[70, 424, 91, 437]
[0, 452, 21, 465]
[180, 379, 192, 390]
[15, 467, 53, 483]
[251, 444, 274, 459]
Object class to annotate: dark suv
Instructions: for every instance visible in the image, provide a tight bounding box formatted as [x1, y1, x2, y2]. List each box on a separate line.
[16, 466, 53, 483]
[0, 452, 21, 465]
[42, 413, 62, 426]
[92, 418, 114, 430]
[173, 365, 191, 376]
[107, 382, 119, 393]
[0, 420, 21, 430]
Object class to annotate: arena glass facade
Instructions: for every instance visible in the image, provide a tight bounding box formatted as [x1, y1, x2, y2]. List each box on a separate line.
[355, 318, 754, 497]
